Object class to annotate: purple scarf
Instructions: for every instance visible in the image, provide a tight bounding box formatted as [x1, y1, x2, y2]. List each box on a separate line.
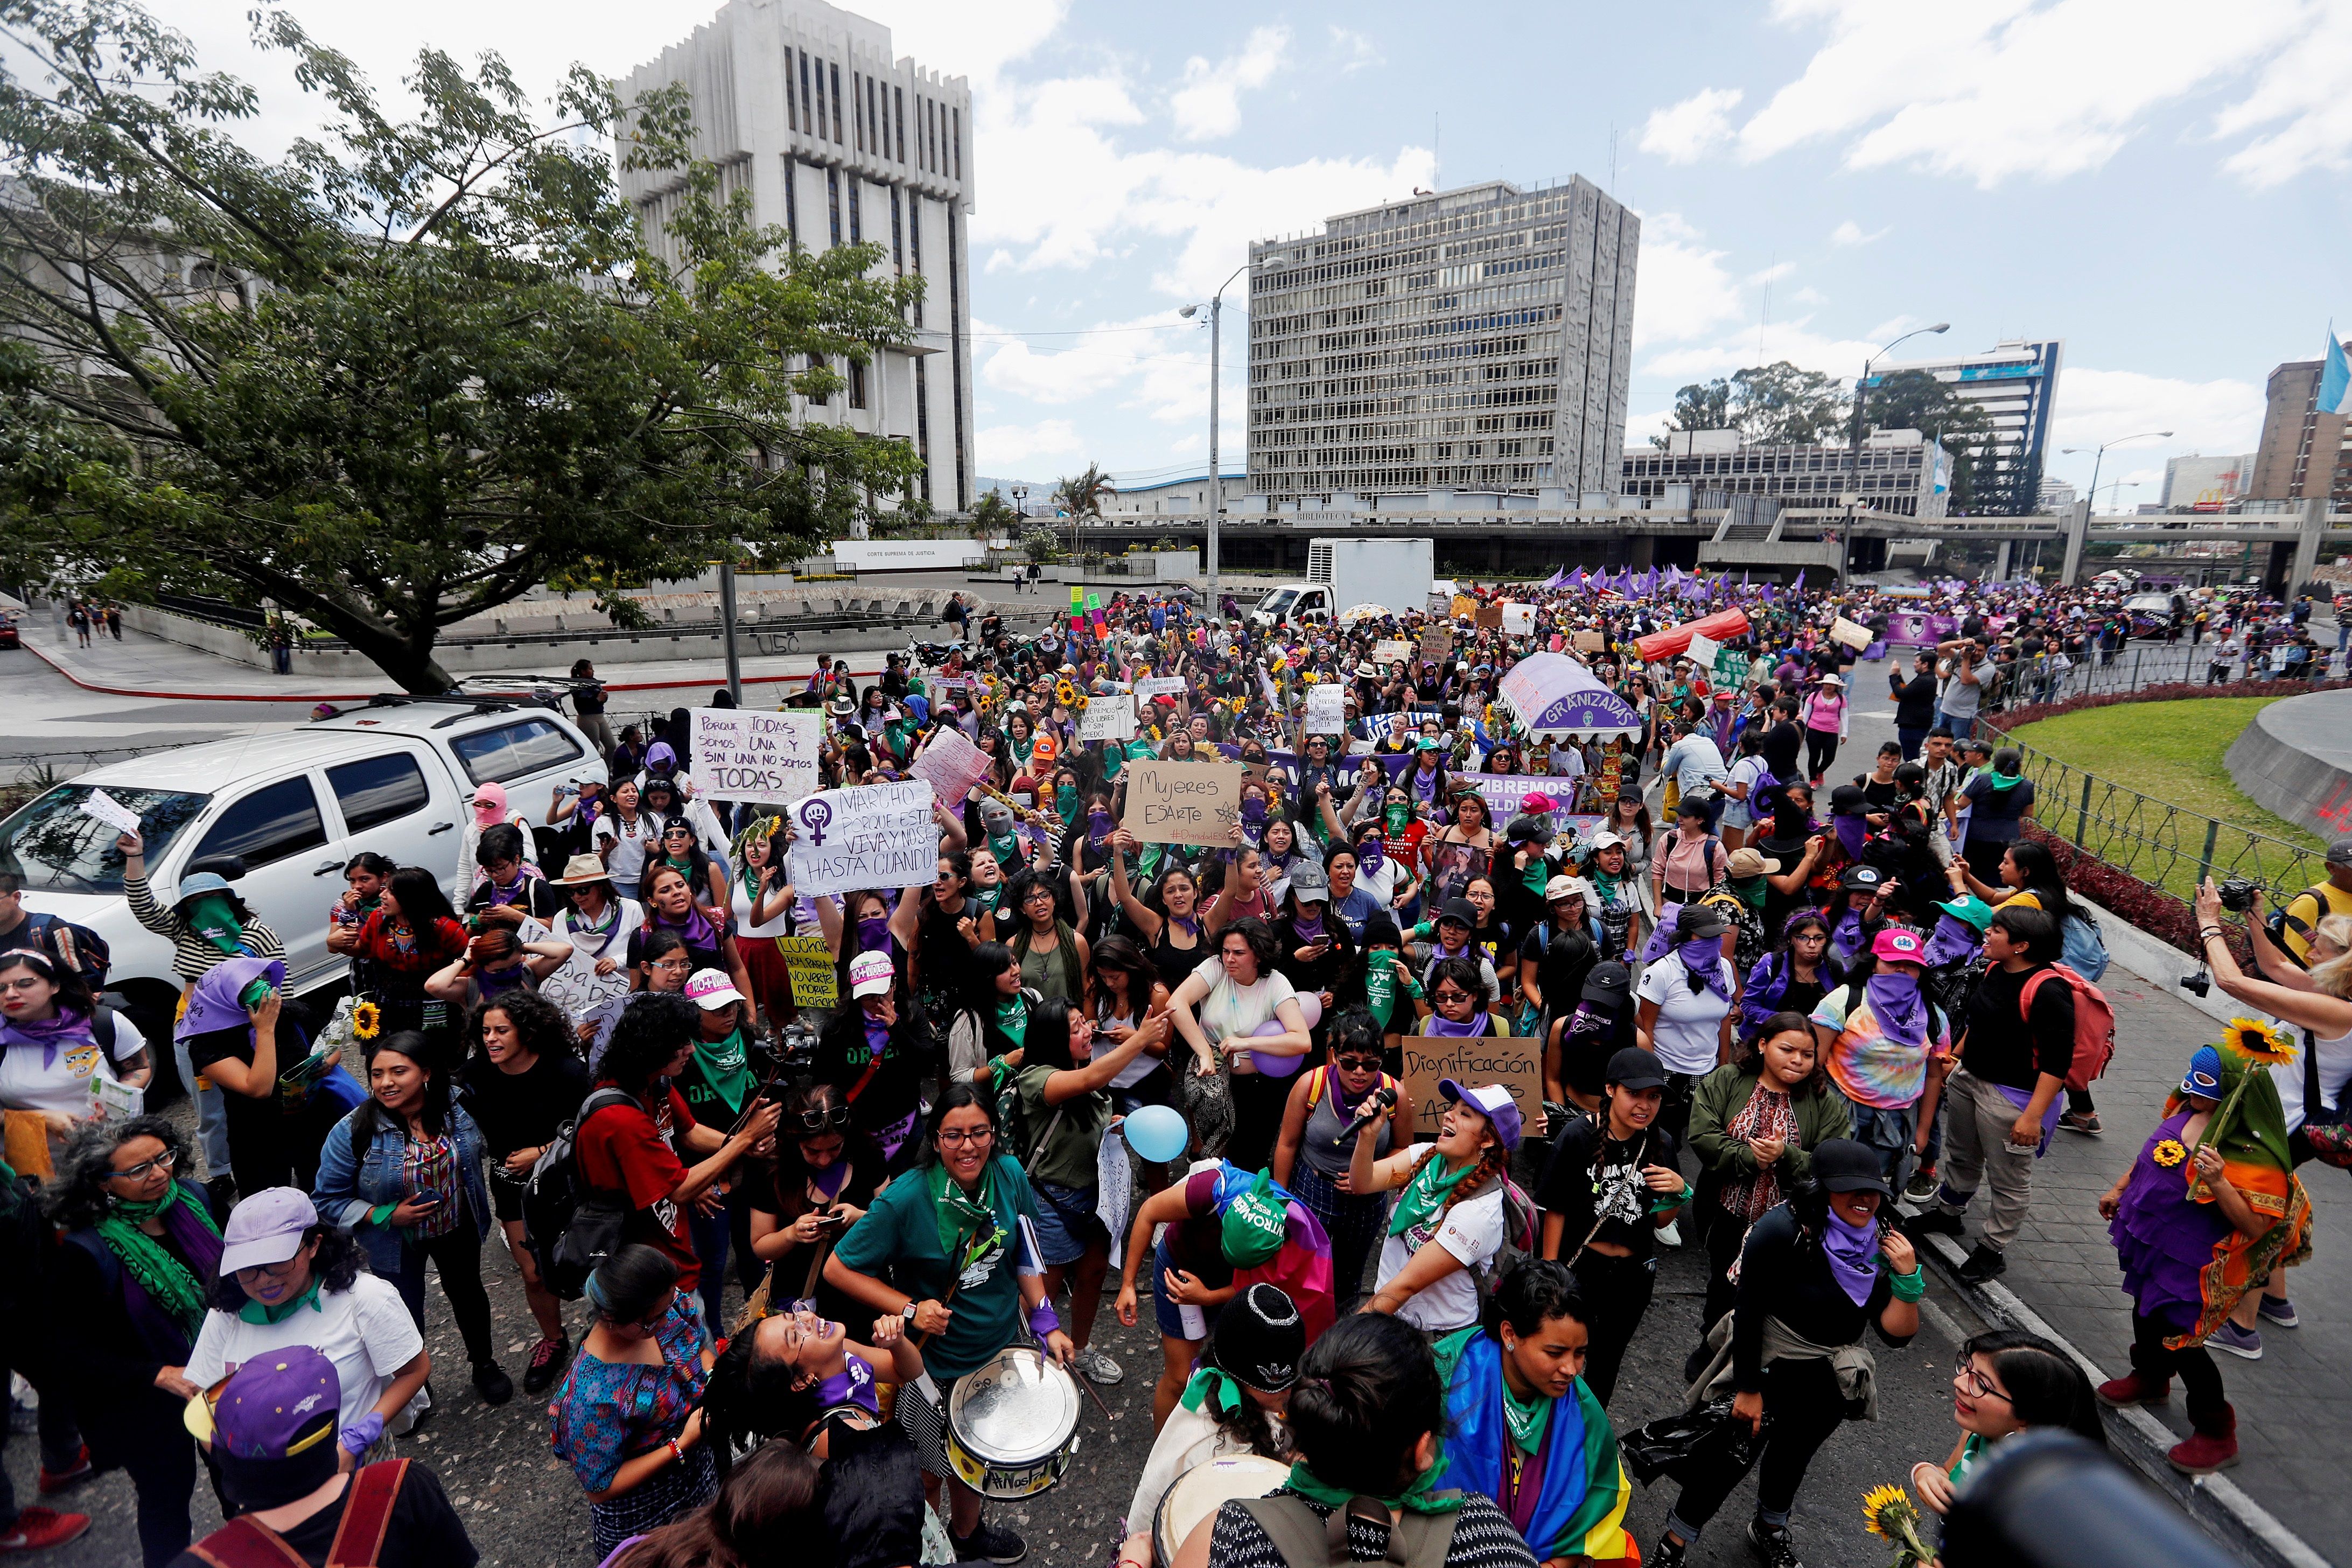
[1821, 1209, 1881, 1307]
[1833, 814, 1870, 860]
[1923, 913, 1982, 970]
[0, 1007, 94, 1069]
[1424, 1011, 1489, 1037]
[1677, 937, 1733, 1002]
[1863, 971, 1929, 1052]
[173, 957, 286, 1043]
[653, 903, 719, 949]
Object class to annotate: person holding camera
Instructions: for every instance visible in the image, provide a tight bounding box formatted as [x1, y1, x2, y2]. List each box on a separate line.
[1935, 639, 1984, 743]
[2269, 838, 2352, 965]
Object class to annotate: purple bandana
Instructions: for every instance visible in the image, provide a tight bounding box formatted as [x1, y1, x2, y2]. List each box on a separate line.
[1863, 971, 1929, 1053]
[173, 957, 287, 1043]
[1923, 913, 1982, 970]
[1676, 937, 1733, 1002]
[0, 1008, 94, 1069]
[1822, 1208, 1881, 1307]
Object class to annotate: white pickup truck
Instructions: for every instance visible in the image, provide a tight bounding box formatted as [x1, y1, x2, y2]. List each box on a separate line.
[0, 695, 607, 1076]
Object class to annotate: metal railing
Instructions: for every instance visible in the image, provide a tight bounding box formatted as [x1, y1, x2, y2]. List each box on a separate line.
[1975, 639, 2344, 710]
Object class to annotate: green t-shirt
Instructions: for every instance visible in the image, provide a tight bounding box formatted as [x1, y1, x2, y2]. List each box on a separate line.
[832, 1153, 1040, 1381]
[1014, 1063, 1111, 1191]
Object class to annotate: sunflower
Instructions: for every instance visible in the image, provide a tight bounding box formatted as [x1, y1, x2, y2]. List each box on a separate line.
[1861, 1482, 1933, 1567]
[351, 999, 382, 1041]
[2221, 1016, 2299, 1067]
[2152, 1138, 2188, 1168]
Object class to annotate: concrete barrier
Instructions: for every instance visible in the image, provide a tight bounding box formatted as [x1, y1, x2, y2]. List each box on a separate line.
[2225, 687, 2352, 838]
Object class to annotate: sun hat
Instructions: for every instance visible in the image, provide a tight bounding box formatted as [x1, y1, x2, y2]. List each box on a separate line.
[1545, 873, 1594, 902]
[1438, 1079, 1523, 1153]
[1727, 847, 1781, 877]
[552, 853, 614, 887]
[217, 1187, 317, 1275]
[684, 969, 746, 1011]
[849, 949, 894, 999]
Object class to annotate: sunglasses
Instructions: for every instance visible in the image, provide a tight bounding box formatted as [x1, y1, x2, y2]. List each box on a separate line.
[1431, 989, 1473, 1004]
[795, 1104, 853, 1133]
[1333, 1054, 1381, 1073]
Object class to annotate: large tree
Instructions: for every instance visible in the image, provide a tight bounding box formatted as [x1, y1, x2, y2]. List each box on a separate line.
[1654, 361, 1845, 448]
[1856, 369, 1996, 513]
[0, 1, 923, 691]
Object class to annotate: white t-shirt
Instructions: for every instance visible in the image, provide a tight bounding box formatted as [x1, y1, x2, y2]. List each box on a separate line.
[1191, 955, 1299, 1044]
[732, 877, 794, 939]
[1375, 1143, 1507, 1333]
[595, 813, 656, 885]
[0, 1011, 144, 1116]
[185, 1275, 424, 1433]
[1634, 950, 1734, 1075]
[2273, 1021, 2352, 1134]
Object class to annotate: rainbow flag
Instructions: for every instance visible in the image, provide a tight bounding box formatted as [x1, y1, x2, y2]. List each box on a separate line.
[1433, 1329, 1636, 1561]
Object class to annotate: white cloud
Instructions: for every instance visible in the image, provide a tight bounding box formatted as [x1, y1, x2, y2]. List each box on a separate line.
[1637, 87, 1743, 164]
[978, 418, 1083, 467]
[1328, 27, 1383, 74]
[2215, 3, 2352, 186]
[1630, 212, 1744, 348]
[1829, 220, 1887, 246]
[1170, 25, 1291, 141]
[2046, 368, 2263, 483]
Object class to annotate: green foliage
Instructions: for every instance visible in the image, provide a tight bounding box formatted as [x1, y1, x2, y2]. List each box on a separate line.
[1860, 369, 1994, 512]
[970, 489, 1017, 532]
[0, 0, 924, 690]
[1053, 463, 1115, 519]
[1020, 526, 1063, 564]
[1655, 361, 1846, 449]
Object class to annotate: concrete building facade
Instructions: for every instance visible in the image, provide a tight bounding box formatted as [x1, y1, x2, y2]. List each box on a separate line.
[1868, 337, 2062, 513]
[2251, 354, 2351, 506]
[1245, 177, 1637, 507]
[1619, 428, 1953, 518]
[1101, 470, 1249, 518]
[2160, 452, 2253, 511]
[618, 0, 976, 513]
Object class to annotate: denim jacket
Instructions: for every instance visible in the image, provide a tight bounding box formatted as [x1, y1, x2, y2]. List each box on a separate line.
[313, 1102, 493, 1276]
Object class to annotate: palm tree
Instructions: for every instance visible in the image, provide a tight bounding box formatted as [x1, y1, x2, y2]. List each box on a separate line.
[1053, 464, 1116, 563]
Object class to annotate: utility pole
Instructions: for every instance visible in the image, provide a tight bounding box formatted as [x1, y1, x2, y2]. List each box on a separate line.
[1845, 323, 1949, 583]
[1186, 261, 1250, 617]
[719, 558, 742, 703]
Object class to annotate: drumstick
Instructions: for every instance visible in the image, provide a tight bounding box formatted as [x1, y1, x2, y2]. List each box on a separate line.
[1072, 1363, 1119, 1423]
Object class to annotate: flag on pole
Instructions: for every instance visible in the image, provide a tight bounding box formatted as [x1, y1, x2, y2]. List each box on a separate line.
[1793, 568, 1807, 595]
[2322, 323, 2350, 416]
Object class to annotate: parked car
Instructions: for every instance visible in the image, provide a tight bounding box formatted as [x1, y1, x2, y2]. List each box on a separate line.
[0, 612, 19, 649]
[0, 695, 607, 1087]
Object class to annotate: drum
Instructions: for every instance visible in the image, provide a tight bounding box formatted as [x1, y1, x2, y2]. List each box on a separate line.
[943, 1346, 1081, 1499]
[1153, 1455, 1289, 1567]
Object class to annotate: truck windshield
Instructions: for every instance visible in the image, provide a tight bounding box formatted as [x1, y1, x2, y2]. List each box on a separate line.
[1258, 589, 1297, 615]
[0, 785, 212, 893]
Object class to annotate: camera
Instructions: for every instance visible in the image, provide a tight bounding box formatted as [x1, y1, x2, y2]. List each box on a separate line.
[2179, 968, 2210, 998]
[2216, 876, 2259, 913]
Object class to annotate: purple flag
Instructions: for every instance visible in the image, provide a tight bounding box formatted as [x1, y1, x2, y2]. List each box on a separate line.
[1793, 568, 1807, 595]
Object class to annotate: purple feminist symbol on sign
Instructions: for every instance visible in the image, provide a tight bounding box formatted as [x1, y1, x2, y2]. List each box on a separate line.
[800, 799, 834, 846]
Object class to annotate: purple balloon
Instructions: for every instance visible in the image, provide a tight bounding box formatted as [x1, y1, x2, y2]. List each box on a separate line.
[1250, 1016, 1305, 1077]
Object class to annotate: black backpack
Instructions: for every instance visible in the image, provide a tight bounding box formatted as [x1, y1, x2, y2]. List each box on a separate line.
[522, 1087, 641, 1300]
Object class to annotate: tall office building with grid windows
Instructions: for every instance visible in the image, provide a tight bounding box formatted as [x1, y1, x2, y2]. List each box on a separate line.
[619, 0, 976, 512]
[1247, 177, 1636, 506]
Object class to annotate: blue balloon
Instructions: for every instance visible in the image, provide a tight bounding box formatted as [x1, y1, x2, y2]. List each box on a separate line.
[1123, 1103, 1189, 1164]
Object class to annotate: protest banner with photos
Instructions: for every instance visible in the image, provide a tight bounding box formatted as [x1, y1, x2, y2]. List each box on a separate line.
[1121, 759, 1244, 845]
[691, 709, 823, 802]
[1401, 1035, 1543, 1141]
[787, 781, 935, 897]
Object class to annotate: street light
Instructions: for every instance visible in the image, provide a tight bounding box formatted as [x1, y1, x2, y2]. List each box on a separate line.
[1181, 260, 1249, 614]
[1843, 321, 1949, 581]
[2060, 433, 2172, 519]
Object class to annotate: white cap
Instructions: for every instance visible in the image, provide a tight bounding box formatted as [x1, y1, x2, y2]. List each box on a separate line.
[849, 949, 894, 999]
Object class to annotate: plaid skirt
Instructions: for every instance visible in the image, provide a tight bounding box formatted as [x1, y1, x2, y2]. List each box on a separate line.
[589, 1443, 718, 1560]
[1288, 1160, 1389, 1301]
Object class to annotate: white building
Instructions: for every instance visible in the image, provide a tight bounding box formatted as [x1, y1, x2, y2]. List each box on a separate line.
[2038, 477, 2078, 513]
[1100, 469, 1249, 517]
[1619, 428, 1953, 518]
[1870, 338, 2062, 513]
[2160, 453, 2253, 511]
[1247, 177, 1637, 507]
[618, 0, 976, 513]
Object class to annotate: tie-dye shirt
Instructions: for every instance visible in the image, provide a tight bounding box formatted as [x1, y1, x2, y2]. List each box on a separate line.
[1809, 984, 1948, 1109]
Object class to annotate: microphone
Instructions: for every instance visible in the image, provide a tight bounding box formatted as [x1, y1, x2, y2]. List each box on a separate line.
[1334, 1086, 1399, 1146]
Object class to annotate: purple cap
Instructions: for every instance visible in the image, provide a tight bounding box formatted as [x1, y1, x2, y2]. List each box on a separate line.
[1438, 1079, 1523, 1153]
[203, 1346, 342, 1461]
[218, 1187, 317, 1275]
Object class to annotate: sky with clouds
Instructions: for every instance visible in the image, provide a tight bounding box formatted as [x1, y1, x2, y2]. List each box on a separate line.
[103, 0, 2352, 504]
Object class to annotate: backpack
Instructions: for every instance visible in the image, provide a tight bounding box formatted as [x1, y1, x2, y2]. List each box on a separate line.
[2019, 964, 2117, 1093]
[16, 911, 110, 989]
[2059, 910, 2109, 983]
[522, 1086, 641, 1300]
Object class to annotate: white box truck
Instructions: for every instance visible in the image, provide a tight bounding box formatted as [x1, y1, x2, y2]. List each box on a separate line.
[1247, 537, 1437, 628]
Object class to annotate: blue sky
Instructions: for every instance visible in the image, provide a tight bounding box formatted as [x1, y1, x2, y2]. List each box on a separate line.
[134, 0, 2352, 505]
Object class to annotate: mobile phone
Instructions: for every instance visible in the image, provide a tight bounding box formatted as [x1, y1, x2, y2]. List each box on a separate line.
[410, 1192, 444, 1210]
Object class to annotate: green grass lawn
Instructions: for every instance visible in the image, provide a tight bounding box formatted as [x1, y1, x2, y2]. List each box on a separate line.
[2001, 697, 2327, 900]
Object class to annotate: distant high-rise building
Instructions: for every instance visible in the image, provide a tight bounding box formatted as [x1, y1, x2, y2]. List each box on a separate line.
[1868, 338, 2062, 514]
[2160, 453, 2253, 511]
[1246, 177, 1637, 505]
[2038, 477, 2077, 513]
[618, 0, 975, 512]
[2250, 351, 2351, 505]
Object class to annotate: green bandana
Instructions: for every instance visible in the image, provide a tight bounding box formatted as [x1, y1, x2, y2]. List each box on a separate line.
[237, 1277, 324, 1326]
[1364, 956, 1398, 1030]
[1501, 1374, 1552, 1453]
[693, 1026, 752, 1116]
[926, 1158, 1005, 1268]
[988, 831, 1023, 871]
[1983, 772, 2025, 792]
[1387, 1151, 1476, 1238]
[1180, 1363, 1245, 1417]
[993, 993, 1030, 1049]
[1283, 1460, 1463, 1517]
[1385, 804, 1412, 832]
[1220, 1169, 1288, 1267]
[95, 1181, 218, 1338]
[183, 894, 245, 957]
[1055, 786, 1080, 820]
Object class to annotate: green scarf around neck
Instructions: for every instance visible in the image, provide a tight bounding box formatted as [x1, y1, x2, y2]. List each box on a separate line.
[1284, 1459, 1462, 1516]
[926, 1158, 1003, 1269]
[1180, 1363, 1245, 1418]
[1387, 1150, 1477, 1238]
[1500, 1368, 1553, 1452]
[95, 1181, 219, 1338]
[1982, 771, 2025, 793]
[692, 1027, 751, 1116]
[237, 1277, 324, 1326]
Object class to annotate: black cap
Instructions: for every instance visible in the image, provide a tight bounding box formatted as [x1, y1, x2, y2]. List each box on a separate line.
[1676, 901, 1729, 941]
[1210, 1283, 1305, 1393]
[1581, 962, 1632, 1005]
[1812, 1138, 1892, 1198]
[1438, 897, 1478, 929]
[1829, 783, 1872, 817]
[1840, 864, 1886, 892]
[1605, 1046, 1667, 1091]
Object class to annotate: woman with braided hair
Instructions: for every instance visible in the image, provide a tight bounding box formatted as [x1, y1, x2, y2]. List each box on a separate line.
[1350, 1080, 1526, 1334]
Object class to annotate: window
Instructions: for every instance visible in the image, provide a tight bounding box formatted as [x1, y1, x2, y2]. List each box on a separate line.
[785, 48, 799, 131]
[193, 776, 328, 869]
[325, 753, 430, 835]
[0, 785, 210, 893]
[831, 64, 843, 143]
[952, 107, 962, 181]
[853, 71, 864, 152]
[867, 79, 880, 157]
[800, 53, 814, 135]
[890, 187, 904, 272]
[849, 178, 862, 244]
[850, 358, 867, 409]
[828, 169, 842, 247]
[810, 54, 824, 138]
[782, 155, 799, 247]
[895, 87, 906, 163]
[450, 718, 584, 786]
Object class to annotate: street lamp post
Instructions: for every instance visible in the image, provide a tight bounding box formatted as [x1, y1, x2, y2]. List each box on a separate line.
[1844, 323, 1950, 583]
[2060, 432, 2172, 521]
[1182, 260, 1249, 616]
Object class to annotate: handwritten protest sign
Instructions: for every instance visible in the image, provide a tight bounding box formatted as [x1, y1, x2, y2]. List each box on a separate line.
[1685, 633, 1720, 670]
[1572, 629, 1606, 654]
[76, 788, 142, 836]
[909, 727, 991, 811]
[1121, 760, 1243, 845]
[1372, 639, 1414, 667]
[1401, 1035, 1543, 1142]
[1475, 603, 1504, 631]
[787, 781, 934, 897]
[1420, 625, 1453, 663]
[1136, 676, 1187, 701]
[1501, 603, 1535, 635]
[775, 933, 839, 1008]
[691, 709, 822, 802]
[1304, 683, 1346, 736]
[1829, 616, 1873, 651]
[1077, 692, 1138, 744]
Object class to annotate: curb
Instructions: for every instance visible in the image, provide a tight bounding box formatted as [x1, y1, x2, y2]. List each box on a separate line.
[1910, 1226, 2329, 1568]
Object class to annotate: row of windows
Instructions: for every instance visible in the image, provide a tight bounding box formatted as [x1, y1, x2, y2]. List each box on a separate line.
[1250, 275, 1566, 341]
[1266, 190, 1595, 265]
[1254, 461, 1553, 491]
[1620, 451, 1924, 475]
[1258, 304, 1570, 366]
[780, 44, 962, 185]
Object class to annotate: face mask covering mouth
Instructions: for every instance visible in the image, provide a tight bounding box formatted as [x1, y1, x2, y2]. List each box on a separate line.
[184, 893, 246, 956]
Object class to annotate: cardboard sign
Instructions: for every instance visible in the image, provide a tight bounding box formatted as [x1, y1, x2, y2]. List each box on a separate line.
[1501, 603, 1535, 635]
[1077, 692, 1138, 744]
[1121, 759, 1243, 845]
[909, 726, 992, 811]
[76, 787, 142, 836]
[1136, 676, 1187, 701]
[690, 709, 822, 802]
[1475, 603, 1504, 630]
[775, 932, 839, 1008]
[1373, 639, 1414, 667]
[1572, 629, 1606, 654]
[787, 781, 935, 897]
[1685, 633, 1720, 670]
[1304, 682, 1347, 736]
[1401, 1034, 1543, 1142]
[1829, 616, 1873, 651]
[1419, 625, 1454, 663]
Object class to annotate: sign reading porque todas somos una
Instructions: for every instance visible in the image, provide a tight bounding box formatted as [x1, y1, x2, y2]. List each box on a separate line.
[787, 780, 935, 898]
[1120, 759, 1243, 845]
[691, 709, 822, 802]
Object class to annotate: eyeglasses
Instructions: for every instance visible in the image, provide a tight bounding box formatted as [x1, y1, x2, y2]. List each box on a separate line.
[650, 957, 692, 971]
[1431, 989, 1473, 1004]
[936, 1126, 996, 1147]
[796, 1104, 852, 1133]
[1021, 888, 1056, 903]
[1333, 1054, 1381, 1073]
[1953, 1354, 2010, 1402]
[111, 1147, 177, 1182]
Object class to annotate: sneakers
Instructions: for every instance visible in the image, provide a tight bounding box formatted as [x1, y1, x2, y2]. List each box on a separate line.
[2058, 1110, 2103, 1137]
[2207, 1320, 2263, 1361]
[1903, 1208, 1965, 1240]
[1745, 1516, 1805, 1568]
[523, 1332, 572, 1395]
[1649, 1534, 1691, 1568]
[2257, 1295, 2300, 1329]
[35, 1447, 90, 1495]
[473, 1361, 515, 1406]
[0, 1507, 92, 1553]
[2096, 1370, 2171, 1408]
[2167, 1403, 2240, 1475]
[1072, 1346, 1124, 1386]
[1902, 1166, 1941, 1202]
[1656, 1221, 1683, 1249]
[1956, 1243, 2008, 1285]
[951, 1517, 1027, 1565]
